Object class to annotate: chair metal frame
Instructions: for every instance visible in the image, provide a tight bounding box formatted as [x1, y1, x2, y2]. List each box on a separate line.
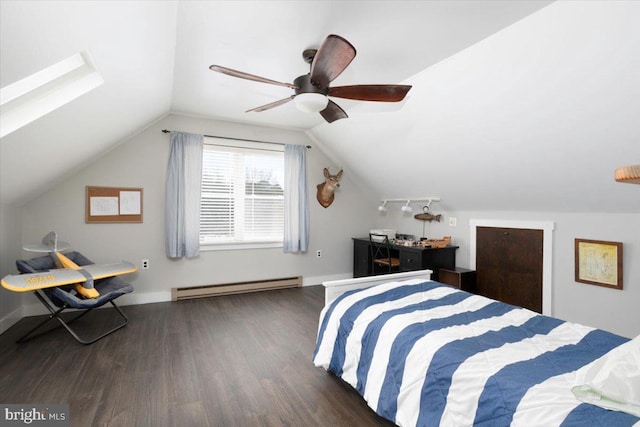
[14, 251, 133, 345]
[17, 289, 129, 345]
[369, 233, 401, 275]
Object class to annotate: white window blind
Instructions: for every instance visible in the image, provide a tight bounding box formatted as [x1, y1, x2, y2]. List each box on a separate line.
[200, 140, 284, 247]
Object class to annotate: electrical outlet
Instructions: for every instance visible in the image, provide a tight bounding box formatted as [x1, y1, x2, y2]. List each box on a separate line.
[142, 259, 149, 270]
[316, 250, 322, 258]
[448, 217, 457, 227]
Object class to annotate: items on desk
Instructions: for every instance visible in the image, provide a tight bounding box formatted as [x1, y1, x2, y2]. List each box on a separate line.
[369, 229, 396, 242]
[368, 228, 452, 248]
[409, 236, 451, 248]
[395, 237, 418, 247]
[395, 233, 415, 241]
[389, 236, 452, 248]
[419, 236, 451, 248]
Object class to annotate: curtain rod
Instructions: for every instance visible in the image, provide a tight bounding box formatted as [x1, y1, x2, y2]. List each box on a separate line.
[161, 129, 311, 149]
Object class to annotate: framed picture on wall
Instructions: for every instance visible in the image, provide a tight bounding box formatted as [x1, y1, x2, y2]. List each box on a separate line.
[574, 239, 623, 290]
[86, 186, 143, 223]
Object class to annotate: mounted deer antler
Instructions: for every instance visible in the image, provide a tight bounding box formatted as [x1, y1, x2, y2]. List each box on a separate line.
[316, 168, 343, 208]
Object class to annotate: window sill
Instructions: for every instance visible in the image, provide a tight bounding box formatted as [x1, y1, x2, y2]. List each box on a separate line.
[200, 242, 283, 251]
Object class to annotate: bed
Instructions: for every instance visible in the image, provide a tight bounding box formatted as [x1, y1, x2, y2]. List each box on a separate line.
[313, 270, 640, 427]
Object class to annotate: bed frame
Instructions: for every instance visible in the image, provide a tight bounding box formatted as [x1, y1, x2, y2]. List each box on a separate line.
[322, 270, 433, 306]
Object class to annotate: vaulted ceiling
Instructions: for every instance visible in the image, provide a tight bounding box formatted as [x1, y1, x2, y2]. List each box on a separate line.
[1, 1, 638, 212]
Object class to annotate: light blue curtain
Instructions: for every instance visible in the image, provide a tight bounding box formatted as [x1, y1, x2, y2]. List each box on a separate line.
[283, 144, 309, 253]
[165, 131, 203, 258]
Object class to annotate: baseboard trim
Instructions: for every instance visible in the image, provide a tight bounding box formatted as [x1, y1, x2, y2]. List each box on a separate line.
[172, 277, 302, 301]
[9, 274, 351, 320]
[302, 273, 352, 287]
[21, 291, 173, 317]
[0, 306, 23, 335]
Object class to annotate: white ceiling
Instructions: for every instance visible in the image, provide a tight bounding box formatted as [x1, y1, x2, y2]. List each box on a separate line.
[1, 0, 638, 213]
[170, 0, 553, 129]
[314, 0, 640, 212]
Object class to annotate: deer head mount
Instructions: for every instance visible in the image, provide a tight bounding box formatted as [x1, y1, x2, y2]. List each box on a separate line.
[316, 168, 343, 208]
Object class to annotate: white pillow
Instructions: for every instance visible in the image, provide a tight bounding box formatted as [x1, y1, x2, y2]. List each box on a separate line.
[572, 334, 640, 417]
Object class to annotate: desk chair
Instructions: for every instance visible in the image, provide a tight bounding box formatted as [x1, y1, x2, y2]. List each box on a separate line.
[369, 233, 400, 275]
[15, 251, 134, 345]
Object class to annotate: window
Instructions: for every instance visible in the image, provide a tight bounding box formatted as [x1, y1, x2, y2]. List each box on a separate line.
[200, 138, 284, 249]
[0, 51, 104, 138]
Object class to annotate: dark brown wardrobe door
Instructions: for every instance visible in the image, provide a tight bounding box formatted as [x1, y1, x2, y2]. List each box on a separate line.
[476, 227, 543, 313]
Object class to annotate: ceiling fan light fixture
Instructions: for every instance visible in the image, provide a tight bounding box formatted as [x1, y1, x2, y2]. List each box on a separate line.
[294, 93, 329, 113]
[209, 35, 411, 123]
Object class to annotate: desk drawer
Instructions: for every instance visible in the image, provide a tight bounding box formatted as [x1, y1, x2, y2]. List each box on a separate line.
[353, 240, 371, 277]
[400, 251, 422, 271]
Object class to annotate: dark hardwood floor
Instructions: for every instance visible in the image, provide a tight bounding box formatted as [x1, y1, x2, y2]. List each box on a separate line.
[0, 286, 395, 427]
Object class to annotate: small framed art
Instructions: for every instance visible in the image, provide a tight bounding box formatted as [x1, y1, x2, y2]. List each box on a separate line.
[575, 239, 622, 290]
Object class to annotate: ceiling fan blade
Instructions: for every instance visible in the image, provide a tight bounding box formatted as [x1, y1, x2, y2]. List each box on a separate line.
[329, 84, 412, 102]
[209, 65, 297, 89]
[246, 95, 295, 113]
[310, 35, 356, 88]
[319, 100, 348, 123]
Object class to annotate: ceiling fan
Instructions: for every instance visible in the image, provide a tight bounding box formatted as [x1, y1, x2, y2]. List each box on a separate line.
[209, 34, 412, 123]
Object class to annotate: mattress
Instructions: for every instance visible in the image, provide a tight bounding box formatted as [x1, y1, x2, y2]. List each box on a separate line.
[313, 279, 640, 426]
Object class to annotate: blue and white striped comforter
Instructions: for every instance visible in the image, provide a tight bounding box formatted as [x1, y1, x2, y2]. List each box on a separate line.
[313, 279, 640, 427]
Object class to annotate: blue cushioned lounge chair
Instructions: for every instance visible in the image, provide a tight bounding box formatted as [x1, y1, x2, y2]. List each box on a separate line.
[16, 251, 134, 345]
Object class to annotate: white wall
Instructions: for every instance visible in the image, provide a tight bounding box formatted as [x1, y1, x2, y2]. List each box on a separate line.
[0, 206, 24, 333]
[374, 208, 640, 338]
[18, 114, 377, 313]
[5, 113, 638, 340]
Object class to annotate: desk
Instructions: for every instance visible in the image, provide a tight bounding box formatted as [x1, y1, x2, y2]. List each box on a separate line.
[353, 238, 458, 280]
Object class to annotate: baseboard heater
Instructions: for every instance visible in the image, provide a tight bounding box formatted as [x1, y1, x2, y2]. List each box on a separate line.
[171, 276, 302, 301]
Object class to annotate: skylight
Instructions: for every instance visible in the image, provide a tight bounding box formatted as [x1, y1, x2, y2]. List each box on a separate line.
[0, 51, 104, 138]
